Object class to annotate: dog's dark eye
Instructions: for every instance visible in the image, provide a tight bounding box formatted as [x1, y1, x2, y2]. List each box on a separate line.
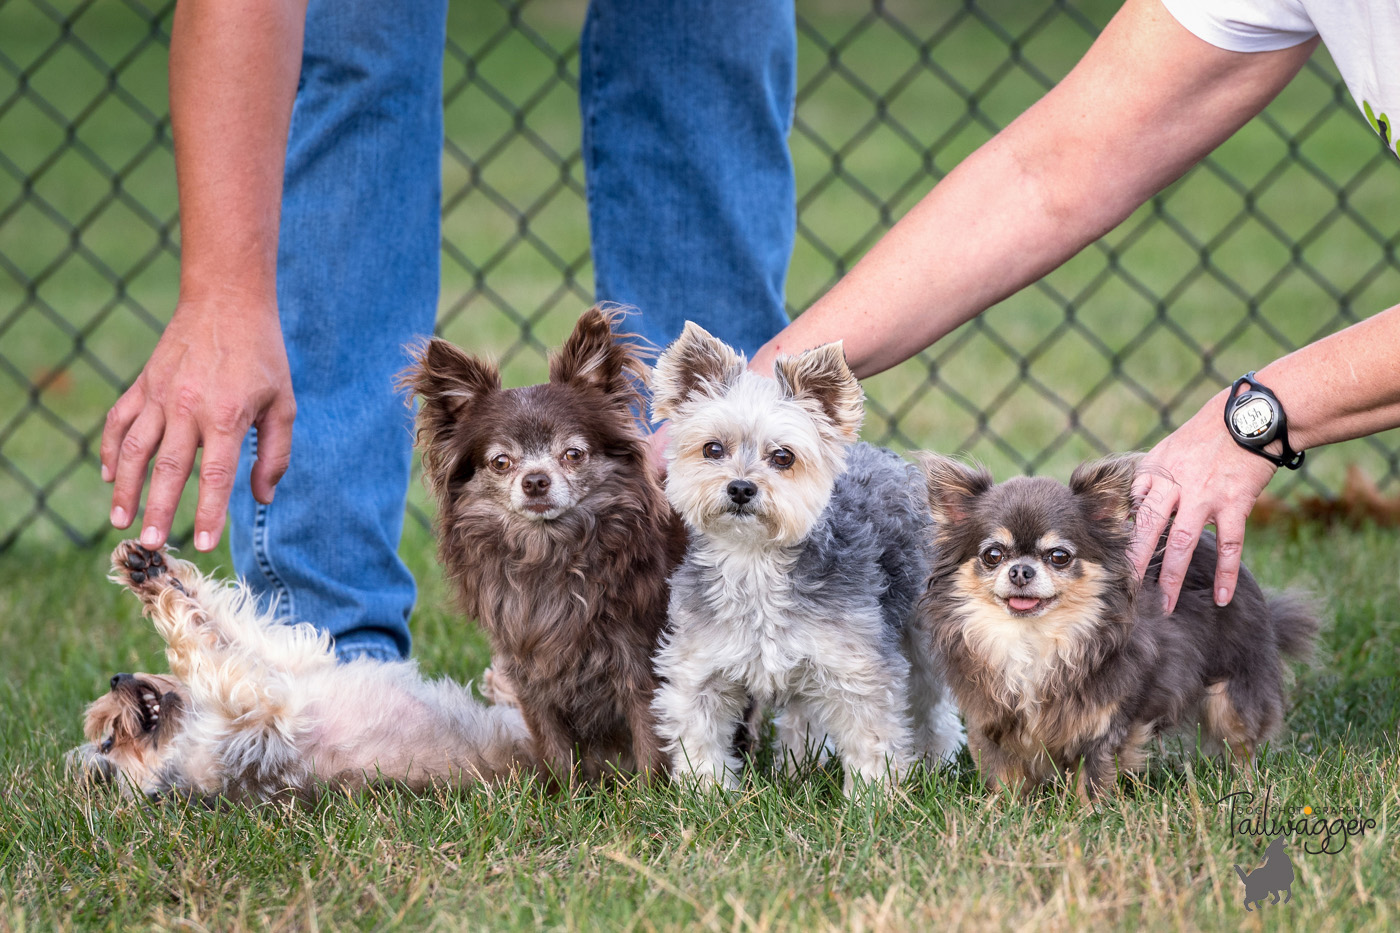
[1047, 548, 1073, 567]
[702, 441, 726, 460]
[99, 736, 114, 753]
[769, 448, 795, 470]
[490, 454, 513, 473]
[980, 546, 1004, 567]
[561, 447, 585, 463]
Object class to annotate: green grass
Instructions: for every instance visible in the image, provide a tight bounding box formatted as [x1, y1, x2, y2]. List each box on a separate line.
[2, 520, 1397, 930]
[3, 0, 1400, 548]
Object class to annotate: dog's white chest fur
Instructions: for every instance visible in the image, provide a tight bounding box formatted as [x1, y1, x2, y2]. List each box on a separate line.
[955, 592, 1104, 765]
[692, 541, 816, 701]
[962, 605, 1060, 708]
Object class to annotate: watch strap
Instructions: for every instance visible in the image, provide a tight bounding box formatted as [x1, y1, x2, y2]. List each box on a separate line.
[1224, 372, 1305, 470]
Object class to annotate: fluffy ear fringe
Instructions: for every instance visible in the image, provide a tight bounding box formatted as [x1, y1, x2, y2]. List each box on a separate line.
[399, 337, 501, 412]
[397, 337, 501, 492]
[650, 321, 746, 422]
[773, 342, 863, 440]
[548, 304, 650, 412]
[917, 452, 993, 526]
[1069, 454, 1141, 524]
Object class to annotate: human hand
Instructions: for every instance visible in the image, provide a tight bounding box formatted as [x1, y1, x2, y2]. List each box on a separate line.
[100, 298, 295, 552]
[1128, 389, 1277, 613]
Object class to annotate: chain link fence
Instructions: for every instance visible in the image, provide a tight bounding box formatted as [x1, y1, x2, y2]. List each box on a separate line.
[2, 0, 1398, 552]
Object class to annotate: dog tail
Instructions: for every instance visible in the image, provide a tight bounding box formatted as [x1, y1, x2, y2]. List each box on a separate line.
[1266, 589, 1321, 660]
[1234, 864, 1248, 884]
[464, 704, 544, 782]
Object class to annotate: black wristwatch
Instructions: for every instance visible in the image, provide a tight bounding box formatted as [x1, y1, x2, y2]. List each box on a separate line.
[1223, 372, 1305, 470]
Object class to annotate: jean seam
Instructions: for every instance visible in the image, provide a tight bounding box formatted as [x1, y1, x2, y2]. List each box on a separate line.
[583, 1, 602, 299]
[248, 431, 294, 621]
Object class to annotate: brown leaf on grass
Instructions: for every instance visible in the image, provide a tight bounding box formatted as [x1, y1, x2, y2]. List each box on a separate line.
[31, 366, 74, 394]
[1250, 466, 1400, 528]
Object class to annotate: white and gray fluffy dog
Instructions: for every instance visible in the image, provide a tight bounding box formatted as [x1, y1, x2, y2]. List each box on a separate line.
[69, 541, 538, 803]
[648, 324, 964, 793]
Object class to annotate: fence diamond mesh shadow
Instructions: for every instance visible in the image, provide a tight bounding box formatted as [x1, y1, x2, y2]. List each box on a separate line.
[2, 0, 1397, 551]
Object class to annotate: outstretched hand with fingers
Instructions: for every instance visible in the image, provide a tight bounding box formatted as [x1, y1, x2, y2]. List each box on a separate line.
[1128, 389, 1278, 613]
[100, 298, 296, 553]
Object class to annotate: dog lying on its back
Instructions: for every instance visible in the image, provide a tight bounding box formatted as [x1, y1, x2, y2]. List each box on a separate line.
[69, 542, 538, 802]
[917, 454, 1318, 801]
[403, 307, 685, 782]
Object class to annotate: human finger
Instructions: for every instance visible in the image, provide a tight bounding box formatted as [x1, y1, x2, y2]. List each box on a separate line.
[110, 408, 165, 531]
[1211, 507, 1248, 608]
[193, 430, 245, 551]
[100, 384, 145, 485]
[137, 419, 201, 548]
[248, 398, 295, 505]
[1128, 472, 1177, 578]
[1157, 504, 1208, 614]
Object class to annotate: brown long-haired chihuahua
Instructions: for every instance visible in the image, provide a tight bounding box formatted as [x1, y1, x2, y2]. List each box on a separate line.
[403, 306, 685, 783]
[917, 454, 1317, 802]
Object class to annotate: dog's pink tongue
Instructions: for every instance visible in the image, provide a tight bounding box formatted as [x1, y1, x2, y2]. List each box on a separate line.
[1008, 597, 1041, 612]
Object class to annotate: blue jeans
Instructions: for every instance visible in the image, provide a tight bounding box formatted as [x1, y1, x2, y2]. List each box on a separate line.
[230, 0, 796, 662]
[582, 0, 796, 357]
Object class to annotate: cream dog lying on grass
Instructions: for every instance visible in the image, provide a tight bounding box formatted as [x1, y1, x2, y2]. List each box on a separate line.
[69, 541, 538, 803]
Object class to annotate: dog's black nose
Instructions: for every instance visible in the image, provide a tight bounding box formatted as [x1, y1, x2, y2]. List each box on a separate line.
[727, 479, 758, 505]
[110, 673, 132, 691]
[1008, 563, 1037, 586]
[522, 473, 551, 495]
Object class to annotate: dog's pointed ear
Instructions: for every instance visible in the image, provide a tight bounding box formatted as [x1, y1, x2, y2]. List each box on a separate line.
[651, 321, 746, 421]
[549, 305, 646, 408]
[400, 337, 500, 421]
[399, 339, 500, 491]
[917, 453, 992, 525]
[1069, 454, 1140, 524]
[773, 342, 863, 440]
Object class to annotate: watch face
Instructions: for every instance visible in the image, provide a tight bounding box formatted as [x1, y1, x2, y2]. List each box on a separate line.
[1231, 395, 1275, 439]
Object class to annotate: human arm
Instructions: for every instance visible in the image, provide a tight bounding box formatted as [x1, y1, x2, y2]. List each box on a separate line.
[1132, 305, 1400, 611]
[100, 0, 308, 552]
[748, 0, 1318, 378]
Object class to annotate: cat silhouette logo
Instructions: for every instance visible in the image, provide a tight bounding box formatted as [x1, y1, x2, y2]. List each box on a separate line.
[1234, 837, 1295, 910]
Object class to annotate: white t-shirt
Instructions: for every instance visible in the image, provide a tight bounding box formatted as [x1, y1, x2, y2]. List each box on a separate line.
[1162, 0, 1400, 155]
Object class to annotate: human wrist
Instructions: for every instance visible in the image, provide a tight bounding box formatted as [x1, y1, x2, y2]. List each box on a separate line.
[1195, 388, 1281, 492]
[1235, 366, 1319, 456]
[177, 270, 279, 315]
[170, 291, 282, 332]
[1244, 364, 1327, 453]
[1219, 371, 1304, 471]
